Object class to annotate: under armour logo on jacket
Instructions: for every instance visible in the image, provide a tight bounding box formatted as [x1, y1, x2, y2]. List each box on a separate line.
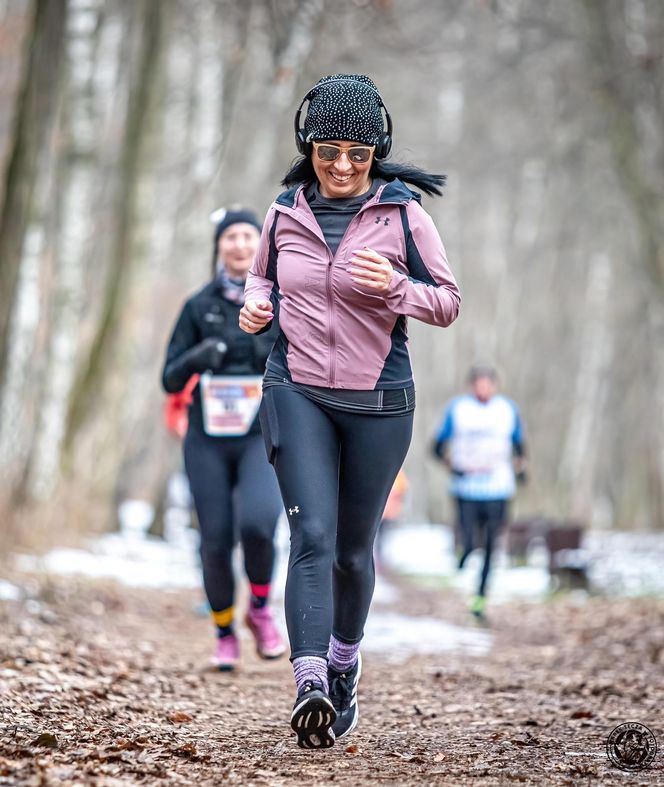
[288, 506, 300, 515]
[374, 216, 390, 226]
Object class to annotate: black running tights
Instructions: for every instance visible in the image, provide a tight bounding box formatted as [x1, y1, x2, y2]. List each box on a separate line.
[260, 385, 413, 659]
[456, 497, 508, 597]
[183, 428, 283, 613]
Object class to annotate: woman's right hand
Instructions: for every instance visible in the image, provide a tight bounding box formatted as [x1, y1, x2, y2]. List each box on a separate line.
[239, 299, 273, 333]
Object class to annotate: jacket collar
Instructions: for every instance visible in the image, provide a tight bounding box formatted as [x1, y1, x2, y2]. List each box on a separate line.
[377, 179, 422, 205]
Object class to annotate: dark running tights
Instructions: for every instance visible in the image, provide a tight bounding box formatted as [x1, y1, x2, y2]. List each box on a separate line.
[183, 428, 283, 613]
[260, 385, 413, 659]
[456, 498, 508, 597]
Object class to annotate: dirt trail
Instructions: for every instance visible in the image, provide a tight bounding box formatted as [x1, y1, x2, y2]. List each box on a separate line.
[0, 572, 662, 786]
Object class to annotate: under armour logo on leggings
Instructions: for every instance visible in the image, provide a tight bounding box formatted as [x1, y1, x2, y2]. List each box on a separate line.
[289, 506, 300, 515]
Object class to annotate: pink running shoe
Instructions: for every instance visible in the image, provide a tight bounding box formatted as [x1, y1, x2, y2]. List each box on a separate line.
[244, 606, 286, 659]
[213, 633, 240, 671]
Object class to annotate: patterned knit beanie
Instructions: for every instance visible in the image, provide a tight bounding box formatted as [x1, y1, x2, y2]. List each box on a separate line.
[303, 74, 384, 145]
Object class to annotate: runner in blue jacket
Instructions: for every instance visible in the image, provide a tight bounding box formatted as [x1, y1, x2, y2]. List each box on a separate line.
[433, 366, 527, 622]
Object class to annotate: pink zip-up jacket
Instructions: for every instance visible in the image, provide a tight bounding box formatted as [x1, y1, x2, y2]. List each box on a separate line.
[245, 179, 460, 390]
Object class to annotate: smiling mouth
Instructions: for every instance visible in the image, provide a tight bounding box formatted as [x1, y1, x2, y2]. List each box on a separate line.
[329, 173, 353, 183]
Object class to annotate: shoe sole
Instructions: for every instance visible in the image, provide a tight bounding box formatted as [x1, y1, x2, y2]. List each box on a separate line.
[211, 656, 238, 672]
[332, 653, 362, 739]
[471, 611, 489, 627]
[290, 692, 336, 749]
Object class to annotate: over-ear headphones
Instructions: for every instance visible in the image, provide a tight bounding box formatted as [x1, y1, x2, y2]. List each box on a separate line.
[293, 77, 393, 160]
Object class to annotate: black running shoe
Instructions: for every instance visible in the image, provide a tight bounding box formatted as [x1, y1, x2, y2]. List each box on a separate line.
[290, 681, 336, 749]
[328, 653, 362, 739]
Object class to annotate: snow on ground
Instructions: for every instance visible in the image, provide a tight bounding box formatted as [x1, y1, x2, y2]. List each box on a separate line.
[0, 579, 21, 601]
[379, 521, 664, 600]
[8, 493, 664, 659]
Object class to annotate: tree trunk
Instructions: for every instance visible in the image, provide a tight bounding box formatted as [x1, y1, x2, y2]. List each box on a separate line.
[0, 0, 68, 393]
[25, 0, 106, 500]
[578, 0, 664, 526]
[63, 0, 164, 455]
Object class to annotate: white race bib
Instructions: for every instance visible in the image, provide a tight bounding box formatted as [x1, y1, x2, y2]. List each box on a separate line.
[200, 374, 263, 437]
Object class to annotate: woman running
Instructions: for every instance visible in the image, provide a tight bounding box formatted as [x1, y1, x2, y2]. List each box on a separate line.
[240, 74, 460, 747]
[162, 208, 285, 671]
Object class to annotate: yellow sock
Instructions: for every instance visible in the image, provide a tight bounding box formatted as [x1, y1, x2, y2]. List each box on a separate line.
[211, 606, 234, 629]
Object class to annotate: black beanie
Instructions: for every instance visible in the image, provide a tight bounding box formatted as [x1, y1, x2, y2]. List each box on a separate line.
[213, 208, 261, 245]
[303, 74, 384, 146]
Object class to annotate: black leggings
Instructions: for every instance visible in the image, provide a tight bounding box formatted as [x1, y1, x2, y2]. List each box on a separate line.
[183, 428, 283, 613]
[456, 498, 508, 597]
[260, 385, 413, 659]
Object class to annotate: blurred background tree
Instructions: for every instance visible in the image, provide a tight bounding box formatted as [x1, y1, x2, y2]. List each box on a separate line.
[0, 0, 662, 546]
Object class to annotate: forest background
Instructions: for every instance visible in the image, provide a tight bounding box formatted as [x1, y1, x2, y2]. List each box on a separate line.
[1, 0, 663, 548]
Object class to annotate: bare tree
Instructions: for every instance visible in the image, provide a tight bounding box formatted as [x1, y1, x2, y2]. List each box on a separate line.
[0, 0, 68, 392]
[63, 0, 165, 453]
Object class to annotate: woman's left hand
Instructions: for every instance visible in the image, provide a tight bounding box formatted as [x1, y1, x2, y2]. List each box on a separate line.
[347, 247, 394, 294]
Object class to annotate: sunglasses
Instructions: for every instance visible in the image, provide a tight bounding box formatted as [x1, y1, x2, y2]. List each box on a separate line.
[312, 141, 375, 164]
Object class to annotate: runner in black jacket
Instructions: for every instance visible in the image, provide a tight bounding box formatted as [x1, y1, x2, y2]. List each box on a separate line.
[162, 209, 285, 670]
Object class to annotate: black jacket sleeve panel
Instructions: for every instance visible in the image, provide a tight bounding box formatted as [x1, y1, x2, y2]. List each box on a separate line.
[161, 300, 200, 393]
[253, 210, 281, 337]
[253, 287, 280, 337]
[252, 304, 280, 364]
[432, 437, 448, 460]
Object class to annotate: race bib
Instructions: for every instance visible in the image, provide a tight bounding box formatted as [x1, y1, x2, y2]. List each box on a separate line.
[200, 374, 263, 437]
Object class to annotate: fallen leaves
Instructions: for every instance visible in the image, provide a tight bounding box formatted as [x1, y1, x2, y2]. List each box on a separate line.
[171, 742, 197, 758]
[0, 574, 662, 786]
[167, 711, 193, 723]
[30, 732, 58, 749]
[570, 709, 594, 720]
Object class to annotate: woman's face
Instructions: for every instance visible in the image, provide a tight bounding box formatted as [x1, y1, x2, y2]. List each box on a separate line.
[311, 139, 375, 199]
[217, 223, 260, 279]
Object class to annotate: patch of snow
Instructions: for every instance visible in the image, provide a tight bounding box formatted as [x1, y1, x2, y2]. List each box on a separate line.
[363, 612, 492, 662]
[0, 580, 22, 601]
[379, 522, 664, 601]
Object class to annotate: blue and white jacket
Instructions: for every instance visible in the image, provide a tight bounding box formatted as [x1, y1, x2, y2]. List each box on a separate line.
[434, 394, 525, 500]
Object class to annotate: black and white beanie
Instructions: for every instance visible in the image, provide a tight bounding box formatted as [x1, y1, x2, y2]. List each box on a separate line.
[303, 74, 384, 146]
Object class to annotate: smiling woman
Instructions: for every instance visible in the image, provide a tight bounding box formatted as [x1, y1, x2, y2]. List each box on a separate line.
[215, 220, 262, 279]
[161, 208, 285, 673]
[310, 140, 375, 198]
[239, 73, 461, 750]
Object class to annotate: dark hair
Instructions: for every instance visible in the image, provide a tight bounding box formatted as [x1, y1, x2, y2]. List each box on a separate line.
[468, 365, 498, 383]
[281, 155, 445, 197]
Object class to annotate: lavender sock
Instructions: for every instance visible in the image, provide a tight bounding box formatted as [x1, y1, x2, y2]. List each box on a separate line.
[293, 656, 328, 694]
[328, 636, 361, 673]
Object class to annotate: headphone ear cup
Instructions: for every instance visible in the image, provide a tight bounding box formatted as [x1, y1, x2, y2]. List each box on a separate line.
[295, 130, 311, 157]
[375, 133, 392, 160]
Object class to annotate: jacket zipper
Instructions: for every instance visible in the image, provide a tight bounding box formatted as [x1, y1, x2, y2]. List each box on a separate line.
[278, 185, 409, 389]
[326, 209, 365, 388]
[326, 251, 336, 387]
[326, 208, 373, 388]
